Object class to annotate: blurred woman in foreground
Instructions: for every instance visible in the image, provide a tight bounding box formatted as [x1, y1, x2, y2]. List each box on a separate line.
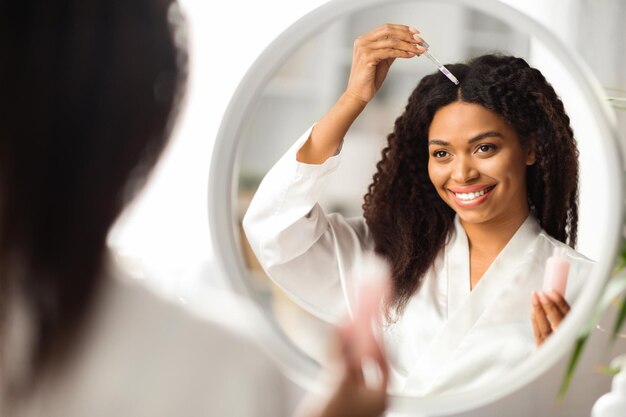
[0, 1, 388, 415]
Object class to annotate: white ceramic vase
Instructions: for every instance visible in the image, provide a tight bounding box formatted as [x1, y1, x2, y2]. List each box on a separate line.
[591, 369, 626, 416]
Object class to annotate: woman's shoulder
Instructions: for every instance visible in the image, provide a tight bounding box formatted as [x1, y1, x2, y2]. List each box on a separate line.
[101, 273, 284, 375]
[29, 270, 290, 417]
[536, 229, 595, 266]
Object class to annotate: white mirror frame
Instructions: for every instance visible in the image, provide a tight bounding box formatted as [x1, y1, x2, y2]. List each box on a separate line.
[208, 0, 624, 413]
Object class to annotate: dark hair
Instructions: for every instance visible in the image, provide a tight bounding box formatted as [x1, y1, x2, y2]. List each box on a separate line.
[363, 54, 579, 313]
[0, 0, 186, 394]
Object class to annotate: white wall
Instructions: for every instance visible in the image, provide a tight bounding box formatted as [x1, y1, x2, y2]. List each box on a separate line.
[108, 0, 331, 298]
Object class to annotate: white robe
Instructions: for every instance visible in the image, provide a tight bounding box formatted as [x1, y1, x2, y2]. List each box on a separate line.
[242, 126, 594, 397]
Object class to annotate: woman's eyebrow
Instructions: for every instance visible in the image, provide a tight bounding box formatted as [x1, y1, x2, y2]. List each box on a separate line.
[468, 131, 504, 144]
[428, 131, 504, 146]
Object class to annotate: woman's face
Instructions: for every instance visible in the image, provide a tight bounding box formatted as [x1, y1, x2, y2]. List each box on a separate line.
[427, 101, 535, 227]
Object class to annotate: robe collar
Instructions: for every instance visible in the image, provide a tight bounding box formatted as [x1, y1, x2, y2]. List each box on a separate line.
[445, 214, 542, 317]
[401, 214, 543, 395]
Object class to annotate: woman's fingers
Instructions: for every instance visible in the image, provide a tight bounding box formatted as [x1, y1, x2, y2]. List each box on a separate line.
[367, 38, 425, 55]
[366, 24, 422, 42]
[364, 48, 419, 64]
[546, 289, 571, 316]
[539, 292, 566, 328]
[531, 291, 552, 342]
[366, 328, 389, 390]
[531, 309, 544, 346]
[336, 322, 366, 384]
[531, 290, 572, 347]
[358, 24, 426, 53]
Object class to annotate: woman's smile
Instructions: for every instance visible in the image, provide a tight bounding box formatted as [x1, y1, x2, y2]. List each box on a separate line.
[448, 184, 497, 207]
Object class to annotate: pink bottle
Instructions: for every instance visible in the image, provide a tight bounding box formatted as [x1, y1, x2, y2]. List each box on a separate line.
[543, 247, 570, 296]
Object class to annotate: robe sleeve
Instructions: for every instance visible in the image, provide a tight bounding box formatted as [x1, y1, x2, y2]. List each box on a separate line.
[242, 126, 373, 324]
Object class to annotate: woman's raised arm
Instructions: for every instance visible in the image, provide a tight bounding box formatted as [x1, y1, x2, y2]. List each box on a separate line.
[296, 24, 426, 165]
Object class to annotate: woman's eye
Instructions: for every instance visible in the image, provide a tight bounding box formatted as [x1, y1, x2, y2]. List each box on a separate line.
[476, 144, 495, 153]
[432, 150, 449, 158]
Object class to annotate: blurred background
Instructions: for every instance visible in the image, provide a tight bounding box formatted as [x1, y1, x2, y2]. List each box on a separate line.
[107, 0, 626, 415]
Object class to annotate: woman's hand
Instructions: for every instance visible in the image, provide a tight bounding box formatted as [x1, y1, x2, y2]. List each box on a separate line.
[298, 261, 391, 417]
[531, 290, 571, 346]
[345, 24, 427, 104]
[297, 317, 389, 417]
[298, 24, 425, 165]
[316, 321, 389, 417]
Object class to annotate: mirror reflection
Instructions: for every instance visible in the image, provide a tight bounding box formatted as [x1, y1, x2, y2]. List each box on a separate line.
[235, 1, 600, 397]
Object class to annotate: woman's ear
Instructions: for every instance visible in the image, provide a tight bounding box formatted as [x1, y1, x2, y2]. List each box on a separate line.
[526, 133, 537, 166]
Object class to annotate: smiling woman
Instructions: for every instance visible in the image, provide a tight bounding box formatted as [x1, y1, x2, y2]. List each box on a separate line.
[242, 24, 594, 397]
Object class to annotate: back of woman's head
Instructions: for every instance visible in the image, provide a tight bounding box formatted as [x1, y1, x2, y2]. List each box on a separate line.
[363, 54, 579, 312]
[0, 0, 186, 392]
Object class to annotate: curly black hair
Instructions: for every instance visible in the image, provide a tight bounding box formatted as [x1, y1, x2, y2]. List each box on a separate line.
[363, 54, 579, 313]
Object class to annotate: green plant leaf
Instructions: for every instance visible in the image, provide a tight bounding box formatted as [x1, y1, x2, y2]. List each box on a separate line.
[559, 335, 588, 399]
[596, 365, 621, 377]
[604, 86, 626, 110]
[613, 237, 626, 275]
[604, 86, 626, 93]
[612, 291, 626, 340]
[559, 269, 626, 398]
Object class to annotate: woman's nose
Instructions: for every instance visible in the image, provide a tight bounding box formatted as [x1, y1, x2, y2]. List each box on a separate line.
[451, 156, 479, 183]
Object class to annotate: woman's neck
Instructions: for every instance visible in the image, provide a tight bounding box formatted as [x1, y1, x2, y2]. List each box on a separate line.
[461, 210, 530, 257]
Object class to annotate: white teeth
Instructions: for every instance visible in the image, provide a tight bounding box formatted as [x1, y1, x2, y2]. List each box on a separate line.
[455, 187, 491, 201]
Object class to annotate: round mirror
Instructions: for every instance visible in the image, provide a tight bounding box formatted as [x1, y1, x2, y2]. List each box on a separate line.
[209, 0, 623, 413]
